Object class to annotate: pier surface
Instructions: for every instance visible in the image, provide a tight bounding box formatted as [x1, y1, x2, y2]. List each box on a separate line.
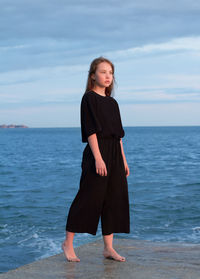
[0, 238, 199, 279]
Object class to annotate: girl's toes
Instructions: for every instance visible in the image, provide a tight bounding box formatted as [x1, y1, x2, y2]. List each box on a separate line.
[68, 257, 80, 262]
[119, 255, 125, 261]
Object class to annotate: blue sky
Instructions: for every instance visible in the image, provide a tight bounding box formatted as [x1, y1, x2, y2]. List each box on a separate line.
[1, 0, 200, 127]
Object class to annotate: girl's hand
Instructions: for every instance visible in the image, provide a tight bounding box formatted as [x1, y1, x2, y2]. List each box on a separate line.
[124, 161, 130, 177]
[95, 158, 107, 176]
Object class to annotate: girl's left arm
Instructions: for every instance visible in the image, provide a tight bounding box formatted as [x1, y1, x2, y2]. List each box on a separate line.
[120, 138, 130, 177]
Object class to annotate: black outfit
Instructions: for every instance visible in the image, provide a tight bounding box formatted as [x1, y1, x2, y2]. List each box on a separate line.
[66, 90, 130, 235]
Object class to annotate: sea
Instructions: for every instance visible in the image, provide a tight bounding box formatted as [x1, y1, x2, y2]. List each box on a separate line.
[0, 126, 200, 273]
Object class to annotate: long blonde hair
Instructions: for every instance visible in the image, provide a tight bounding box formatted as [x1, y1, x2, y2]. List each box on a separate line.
[85, 56, 115, 97]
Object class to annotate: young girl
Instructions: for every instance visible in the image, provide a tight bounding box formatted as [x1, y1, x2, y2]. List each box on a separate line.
[62, 57, 130, 262]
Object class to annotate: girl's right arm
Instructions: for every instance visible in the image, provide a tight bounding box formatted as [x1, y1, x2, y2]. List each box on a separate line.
[88, 133, 107, 176]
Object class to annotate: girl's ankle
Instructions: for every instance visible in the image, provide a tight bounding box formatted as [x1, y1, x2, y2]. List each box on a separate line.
[64, 240, 74, 247]
[104, 245, 113, 250]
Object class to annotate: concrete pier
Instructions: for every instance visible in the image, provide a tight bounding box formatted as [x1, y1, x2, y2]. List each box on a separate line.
[0, 238, 199, 279]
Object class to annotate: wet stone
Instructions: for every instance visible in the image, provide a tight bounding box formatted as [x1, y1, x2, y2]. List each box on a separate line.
[0, 238, 199, 279]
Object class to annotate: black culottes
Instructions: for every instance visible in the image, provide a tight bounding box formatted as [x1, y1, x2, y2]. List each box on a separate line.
[66, 135, 130, 235]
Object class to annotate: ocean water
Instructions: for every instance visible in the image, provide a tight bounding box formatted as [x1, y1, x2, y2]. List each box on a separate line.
[0, 126, 200, 273]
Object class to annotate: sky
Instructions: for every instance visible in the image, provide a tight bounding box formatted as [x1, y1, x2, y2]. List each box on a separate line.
[1, 0, 200, 127]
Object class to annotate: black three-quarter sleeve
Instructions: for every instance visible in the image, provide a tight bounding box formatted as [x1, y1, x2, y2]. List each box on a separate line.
[115, 101, 125, 139]
[81, 93, 102, 142]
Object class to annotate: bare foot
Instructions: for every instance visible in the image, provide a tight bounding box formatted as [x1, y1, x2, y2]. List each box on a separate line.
[62, 242, 80, 262]
[103, 247, 126, 262]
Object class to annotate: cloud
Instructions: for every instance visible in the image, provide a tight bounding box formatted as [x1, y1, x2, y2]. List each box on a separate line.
[120, 102, 200, 126]
[1, 35, 200, 112]
[1, 0, 200, 73]
[105, 36, 200, 61]
[1, 1, 200, 127]
[0, 103, 79, 127]
[117, 86, 200, 104]
[0, 63, 87, 85]
[2, 36, 200, 85]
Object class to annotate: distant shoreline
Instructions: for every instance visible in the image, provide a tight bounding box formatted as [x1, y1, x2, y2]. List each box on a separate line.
[1, 125, 200, 129]
[0, 124, 28, 128]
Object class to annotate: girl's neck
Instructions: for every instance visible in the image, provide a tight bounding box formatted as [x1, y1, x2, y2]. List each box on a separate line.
[92, 86, 105, 95]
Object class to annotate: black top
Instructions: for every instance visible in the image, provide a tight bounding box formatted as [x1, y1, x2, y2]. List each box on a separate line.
[81, 90, 125, 143]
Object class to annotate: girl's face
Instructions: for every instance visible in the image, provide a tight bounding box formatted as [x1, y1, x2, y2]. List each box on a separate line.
[92, 62, 113, 89]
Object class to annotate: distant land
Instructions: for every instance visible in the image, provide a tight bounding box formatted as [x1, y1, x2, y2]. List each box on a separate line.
[0, 124, 28, 128]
